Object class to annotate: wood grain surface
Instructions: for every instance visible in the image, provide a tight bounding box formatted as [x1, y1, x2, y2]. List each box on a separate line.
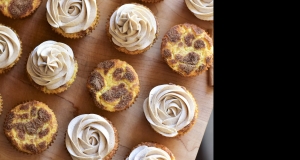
[0, 0, 214, 159]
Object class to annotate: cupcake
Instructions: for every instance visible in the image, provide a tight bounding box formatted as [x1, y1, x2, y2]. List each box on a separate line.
[185, 0, 214, 21]
[87, 59, 140, 112]
[126, 142, 175, 160]
[138, 0, 164, 3]
[0, 0, 42, 19]
[0, 24, 22, 74]
[26, 40, 78, 94]
[65, 114, 118, 160]
[0, 93, 3, 116]
[143, 84, 198, 137]
[106, 3, 159, 55]
[161, 23, 213, 77]
[46, 0, 99, 38]
[3, 100, 58, 154]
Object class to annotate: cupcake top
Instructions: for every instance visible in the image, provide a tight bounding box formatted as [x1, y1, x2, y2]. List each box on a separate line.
[3, 100, 58, 154]
[109, 3, 157, 51]
[0, 0, 42, 19]
[87, 59, 140, 112]
[65, 114, 118, 160]
[46, 0, 97, 33]
[126, 142, 175, 160]
[143, 84, 197, 137]
[185, 0, 213, 21]
[0, 24, 21, 69]
[26, 40, 76, 90]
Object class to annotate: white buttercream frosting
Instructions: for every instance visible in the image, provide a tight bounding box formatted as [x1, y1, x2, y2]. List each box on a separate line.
[26, 40, 75, 90]
[109, 3, 157, 51]
[46, 0, 97, 33]
[65, 114, 116, 160]
[126, 145, 171, 160]
[185, 0, 213, 21]
[143, 84, 196, 137]
[0, 25, 21, 69]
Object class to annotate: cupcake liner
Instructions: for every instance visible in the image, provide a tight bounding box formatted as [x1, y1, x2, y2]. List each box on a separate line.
[0, 0, 42, 19]
[0, 24, 22, 74]
[0, 93, 3, 116]
[3, 100, 58, 154]
[64, 114, 119, 159]
[25, 54, 79, 94]
[125, 142, 175, 160]
[106, 3, 159, 55]
[51, 3, 100, 39]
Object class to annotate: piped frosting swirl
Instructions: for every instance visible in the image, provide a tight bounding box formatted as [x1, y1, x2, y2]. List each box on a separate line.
[26, 40, 75, 90]
[65, 114, 116, 160]
[0, 25, 21, 69]
[109, 3, 157, 51]
[126, 145, 171, 160]
[185, 0, 213, 21]
[46, 0, 97, 33]
[143, 84, 196, 137]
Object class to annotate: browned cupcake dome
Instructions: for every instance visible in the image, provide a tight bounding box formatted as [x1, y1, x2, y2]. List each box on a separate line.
[161, 23, 213, 77]
[0, 0, 42, 19]
[87, 59, 140, 112]
[3, 100, 58, 154]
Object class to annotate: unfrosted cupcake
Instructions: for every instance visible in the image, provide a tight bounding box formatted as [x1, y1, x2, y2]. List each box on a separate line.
[143, 84, 198, 137]
[87, 59, 140, 112]
[26, 40, 78, 94]
[126, 142, 175, 160]
[0, 0, 42, 19]
[0, 24, 22, 74]
[138, 0, 163, 3]
[3, 100, 58, 154]
[106, 3, 159, 55]
[46, 0, 100, 38]
[0, 93, 3, 116]
[185, 0, 213, 21]
[65, 114, 119, 160]
[161, 23, 213, 77]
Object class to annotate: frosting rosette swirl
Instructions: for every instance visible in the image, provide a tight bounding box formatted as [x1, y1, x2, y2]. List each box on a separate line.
[126, 145, 171, 160]
[26, 40, 75, 90]
[65, 114, 117, 160]
[185, 0, 213, 21]
[143, 84, 196, 137]
[46, 0, 97, 33]
[0, 25, 21, 69]
[109, 3, 157, 51]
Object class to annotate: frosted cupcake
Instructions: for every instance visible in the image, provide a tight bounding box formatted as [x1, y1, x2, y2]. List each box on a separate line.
[65, 114, 119, 160]
[143, 84, 198, 137]
[46, 0, 99, 38]
[0, 24, 22, 74]
[26, 40, 78, 94]
[126, 142, 175, 160]
[107, 3, 159, 55]
[185, 0, 213, 21]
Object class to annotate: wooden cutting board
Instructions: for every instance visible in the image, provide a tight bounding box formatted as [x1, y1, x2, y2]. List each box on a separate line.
[0, 0, 214, 159]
